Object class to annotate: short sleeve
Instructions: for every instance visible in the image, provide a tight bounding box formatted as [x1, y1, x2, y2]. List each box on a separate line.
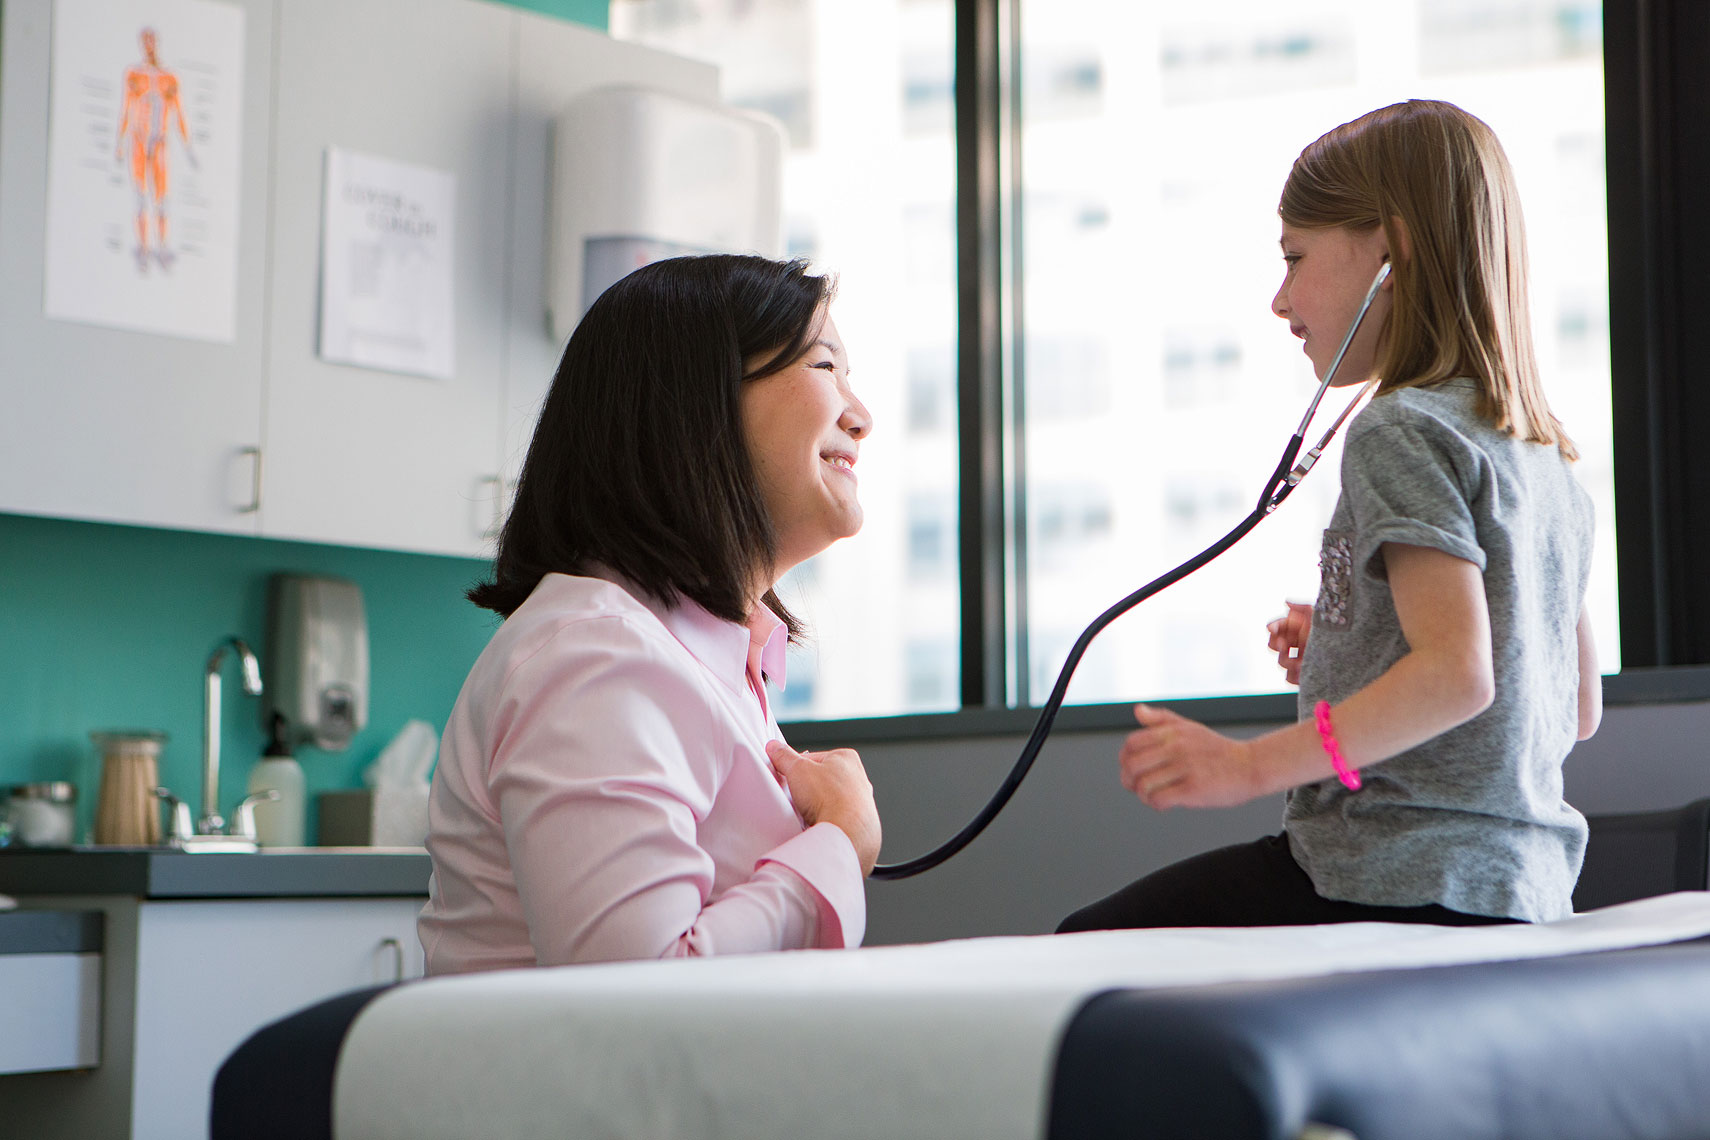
[1339, 418, 1487, 581]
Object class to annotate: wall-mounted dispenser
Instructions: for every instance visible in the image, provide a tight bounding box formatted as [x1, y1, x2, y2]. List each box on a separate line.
[263, 574, 369, 751]
[548, 85, 785, 342]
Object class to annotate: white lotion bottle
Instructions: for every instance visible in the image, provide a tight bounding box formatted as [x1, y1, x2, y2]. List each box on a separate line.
[248, 712, 307, 847]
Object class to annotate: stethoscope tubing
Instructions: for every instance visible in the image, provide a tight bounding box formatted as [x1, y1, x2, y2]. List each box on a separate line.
[870, 262, 1392, 881]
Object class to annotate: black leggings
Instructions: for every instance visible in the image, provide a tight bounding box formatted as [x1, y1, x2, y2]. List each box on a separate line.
[1057, 833, 1519, 933]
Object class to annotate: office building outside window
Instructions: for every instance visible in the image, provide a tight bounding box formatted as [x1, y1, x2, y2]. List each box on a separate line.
[1018, 0, 1616, 706]
[615, 0, 1616, 720]
[611, 0, 961, 719]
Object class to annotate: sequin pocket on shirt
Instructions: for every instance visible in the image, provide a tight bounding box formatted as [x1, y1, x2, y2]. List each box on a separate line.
[1316, 532, 1354, 627]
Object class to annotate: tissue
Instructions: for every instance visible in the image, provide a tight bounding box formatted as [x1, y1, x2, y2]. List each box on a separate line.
[318, 720, 438, 848]
[365, 719, 437, 846]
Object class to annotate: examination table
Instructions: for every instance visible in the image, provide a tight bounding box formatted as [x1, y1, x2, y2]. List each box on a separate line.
[213, 892, 1710, 1140]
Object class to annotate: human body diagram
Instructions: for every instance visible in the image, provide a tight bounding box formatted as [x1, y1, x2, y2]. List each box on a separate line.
[115, 27, 199, 272]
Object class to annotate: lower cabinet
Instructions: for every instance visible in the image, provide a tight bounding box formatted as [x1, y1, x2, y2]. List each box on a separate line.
[3, 896, 425, 1140]
[0, 948, 100, 1076]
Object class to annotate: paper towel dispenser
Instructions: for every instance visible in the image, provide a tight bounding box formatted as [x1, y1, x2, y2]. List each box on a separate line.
[548, 85, 785, 342]
[263, 574, 369, 751]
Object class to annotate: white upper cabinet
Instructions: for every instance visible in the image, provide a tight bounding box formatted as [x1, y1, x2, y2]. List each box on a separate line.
[0, 0, 714, 559]
[0, 0, 277, 538]
[258, 0, 513, 558]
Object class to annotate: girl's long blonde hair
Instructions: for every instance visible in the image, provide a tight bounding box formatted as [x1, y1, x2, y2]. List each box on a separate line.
[1279, 99, 1576, 459]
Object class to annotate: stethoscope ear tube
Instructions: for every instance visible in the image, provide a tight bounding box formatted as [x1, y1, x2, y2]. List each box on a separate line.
[869, 449, 1289, 880]
[1292, 260, 1390, 437]
[869, 262, 1393, 881]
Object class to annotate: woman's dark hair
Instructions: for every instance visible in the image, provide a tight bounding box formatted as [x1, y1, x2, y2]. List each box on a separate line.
[468, 254, 834, 634]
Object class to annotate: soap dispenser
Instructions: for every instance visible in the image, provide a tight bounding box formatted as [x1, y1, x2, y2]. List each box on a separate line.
[248, 712, 306, 847]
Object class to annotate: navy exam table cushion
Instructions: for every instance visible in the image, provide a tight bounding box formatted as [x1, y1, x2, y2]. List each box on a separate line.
[215, 936, 1710, 1140]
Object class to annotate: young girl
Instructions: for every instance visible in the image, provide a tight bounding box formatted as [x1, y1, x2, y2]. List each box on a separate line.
[1059, 100, 1601, 932]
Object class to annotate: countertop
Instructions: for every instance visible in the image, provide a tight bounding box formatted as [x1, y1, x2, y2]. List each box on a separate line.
[0, 847, 432, 899]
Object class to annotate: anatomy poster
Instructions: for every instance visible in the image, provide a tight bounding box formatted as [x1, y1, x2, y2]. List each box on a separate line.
[318, 147, 457, 381]
[42, 0, 245, 343]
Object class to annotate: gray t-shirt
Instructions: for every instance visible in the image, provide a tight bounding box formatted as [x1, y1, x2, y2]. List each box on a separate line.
[1288, 378, 1594, 923]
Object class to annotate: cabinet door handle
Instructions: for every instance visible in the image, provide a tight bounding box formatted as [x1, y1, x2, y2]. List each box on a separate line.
[378, 936, 406, 983]
[237, 446, 263, 514]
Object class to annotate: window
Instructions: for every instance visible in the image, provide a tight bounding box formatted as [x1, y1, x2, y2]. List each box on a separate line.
[615, 0, 1710, 732]
[1016, 0, 1618, 706]
[1160, 18, 1354, 105]
[611, 0, 960, 718]
[907, 492, 955, 579]
[1419, 0, 1602, 74]
[906, 346, 954, 434]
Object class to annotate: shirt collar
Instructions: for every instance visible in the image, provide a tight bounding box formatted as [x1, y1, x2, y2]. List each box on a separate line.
[748, 601, 789, 694]
[594, 567, 788, 696]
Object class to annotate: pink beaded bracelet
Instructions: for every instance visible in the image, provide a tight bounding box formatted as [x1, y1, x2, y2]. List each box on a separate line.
[1313, 700, 1362, 791]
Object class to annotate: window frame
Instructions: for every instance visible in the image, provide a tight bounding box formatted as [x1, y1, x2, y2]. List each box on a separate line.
[788, 0, 1710, 747]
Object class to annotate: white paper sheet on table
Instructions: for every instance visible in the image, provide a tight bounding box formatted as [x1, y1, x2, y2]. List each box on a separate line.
[335, 892, 1710, 1140]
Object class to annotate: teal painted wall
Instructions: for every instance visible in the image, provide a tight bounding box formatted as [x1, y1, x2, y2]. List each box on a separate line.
[0, 0, 606, 843]
[489, 0, 608, 29]
[0, 512, 499, 842]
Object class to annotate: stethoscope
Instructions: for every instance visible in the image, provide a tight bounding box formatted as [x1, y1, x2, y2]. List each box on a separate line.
[871, 260, 1392, 880]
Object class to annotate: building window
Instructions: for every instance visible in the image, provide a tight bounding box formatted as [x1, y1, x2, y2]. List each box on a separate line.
[617, 1, 1636, 722]
[613, 0, 960, 719]
[1017, 0, 1616, 705]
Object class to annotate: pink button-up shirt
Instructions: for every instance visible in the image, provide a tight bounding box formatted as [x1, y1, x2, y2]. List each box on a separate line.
[419, 572, 866, 974]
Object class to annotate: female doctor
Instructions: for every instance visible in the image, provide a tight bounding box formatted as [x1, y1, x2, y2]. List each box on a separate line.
[419, 255, 881, 973]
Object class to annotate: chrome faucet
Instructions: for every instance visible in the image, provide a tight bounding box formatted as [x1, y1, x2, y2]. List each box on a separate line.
[202, 637, 263, 836]
[157, 786, 278, 852]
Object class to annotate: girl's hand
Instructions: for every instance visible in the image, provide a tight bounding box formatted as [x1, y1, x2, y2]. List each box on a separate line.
[767, 740, 882, 876]
[1266, 601, 1314, 685]
[1119, 704, 1267, 810]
